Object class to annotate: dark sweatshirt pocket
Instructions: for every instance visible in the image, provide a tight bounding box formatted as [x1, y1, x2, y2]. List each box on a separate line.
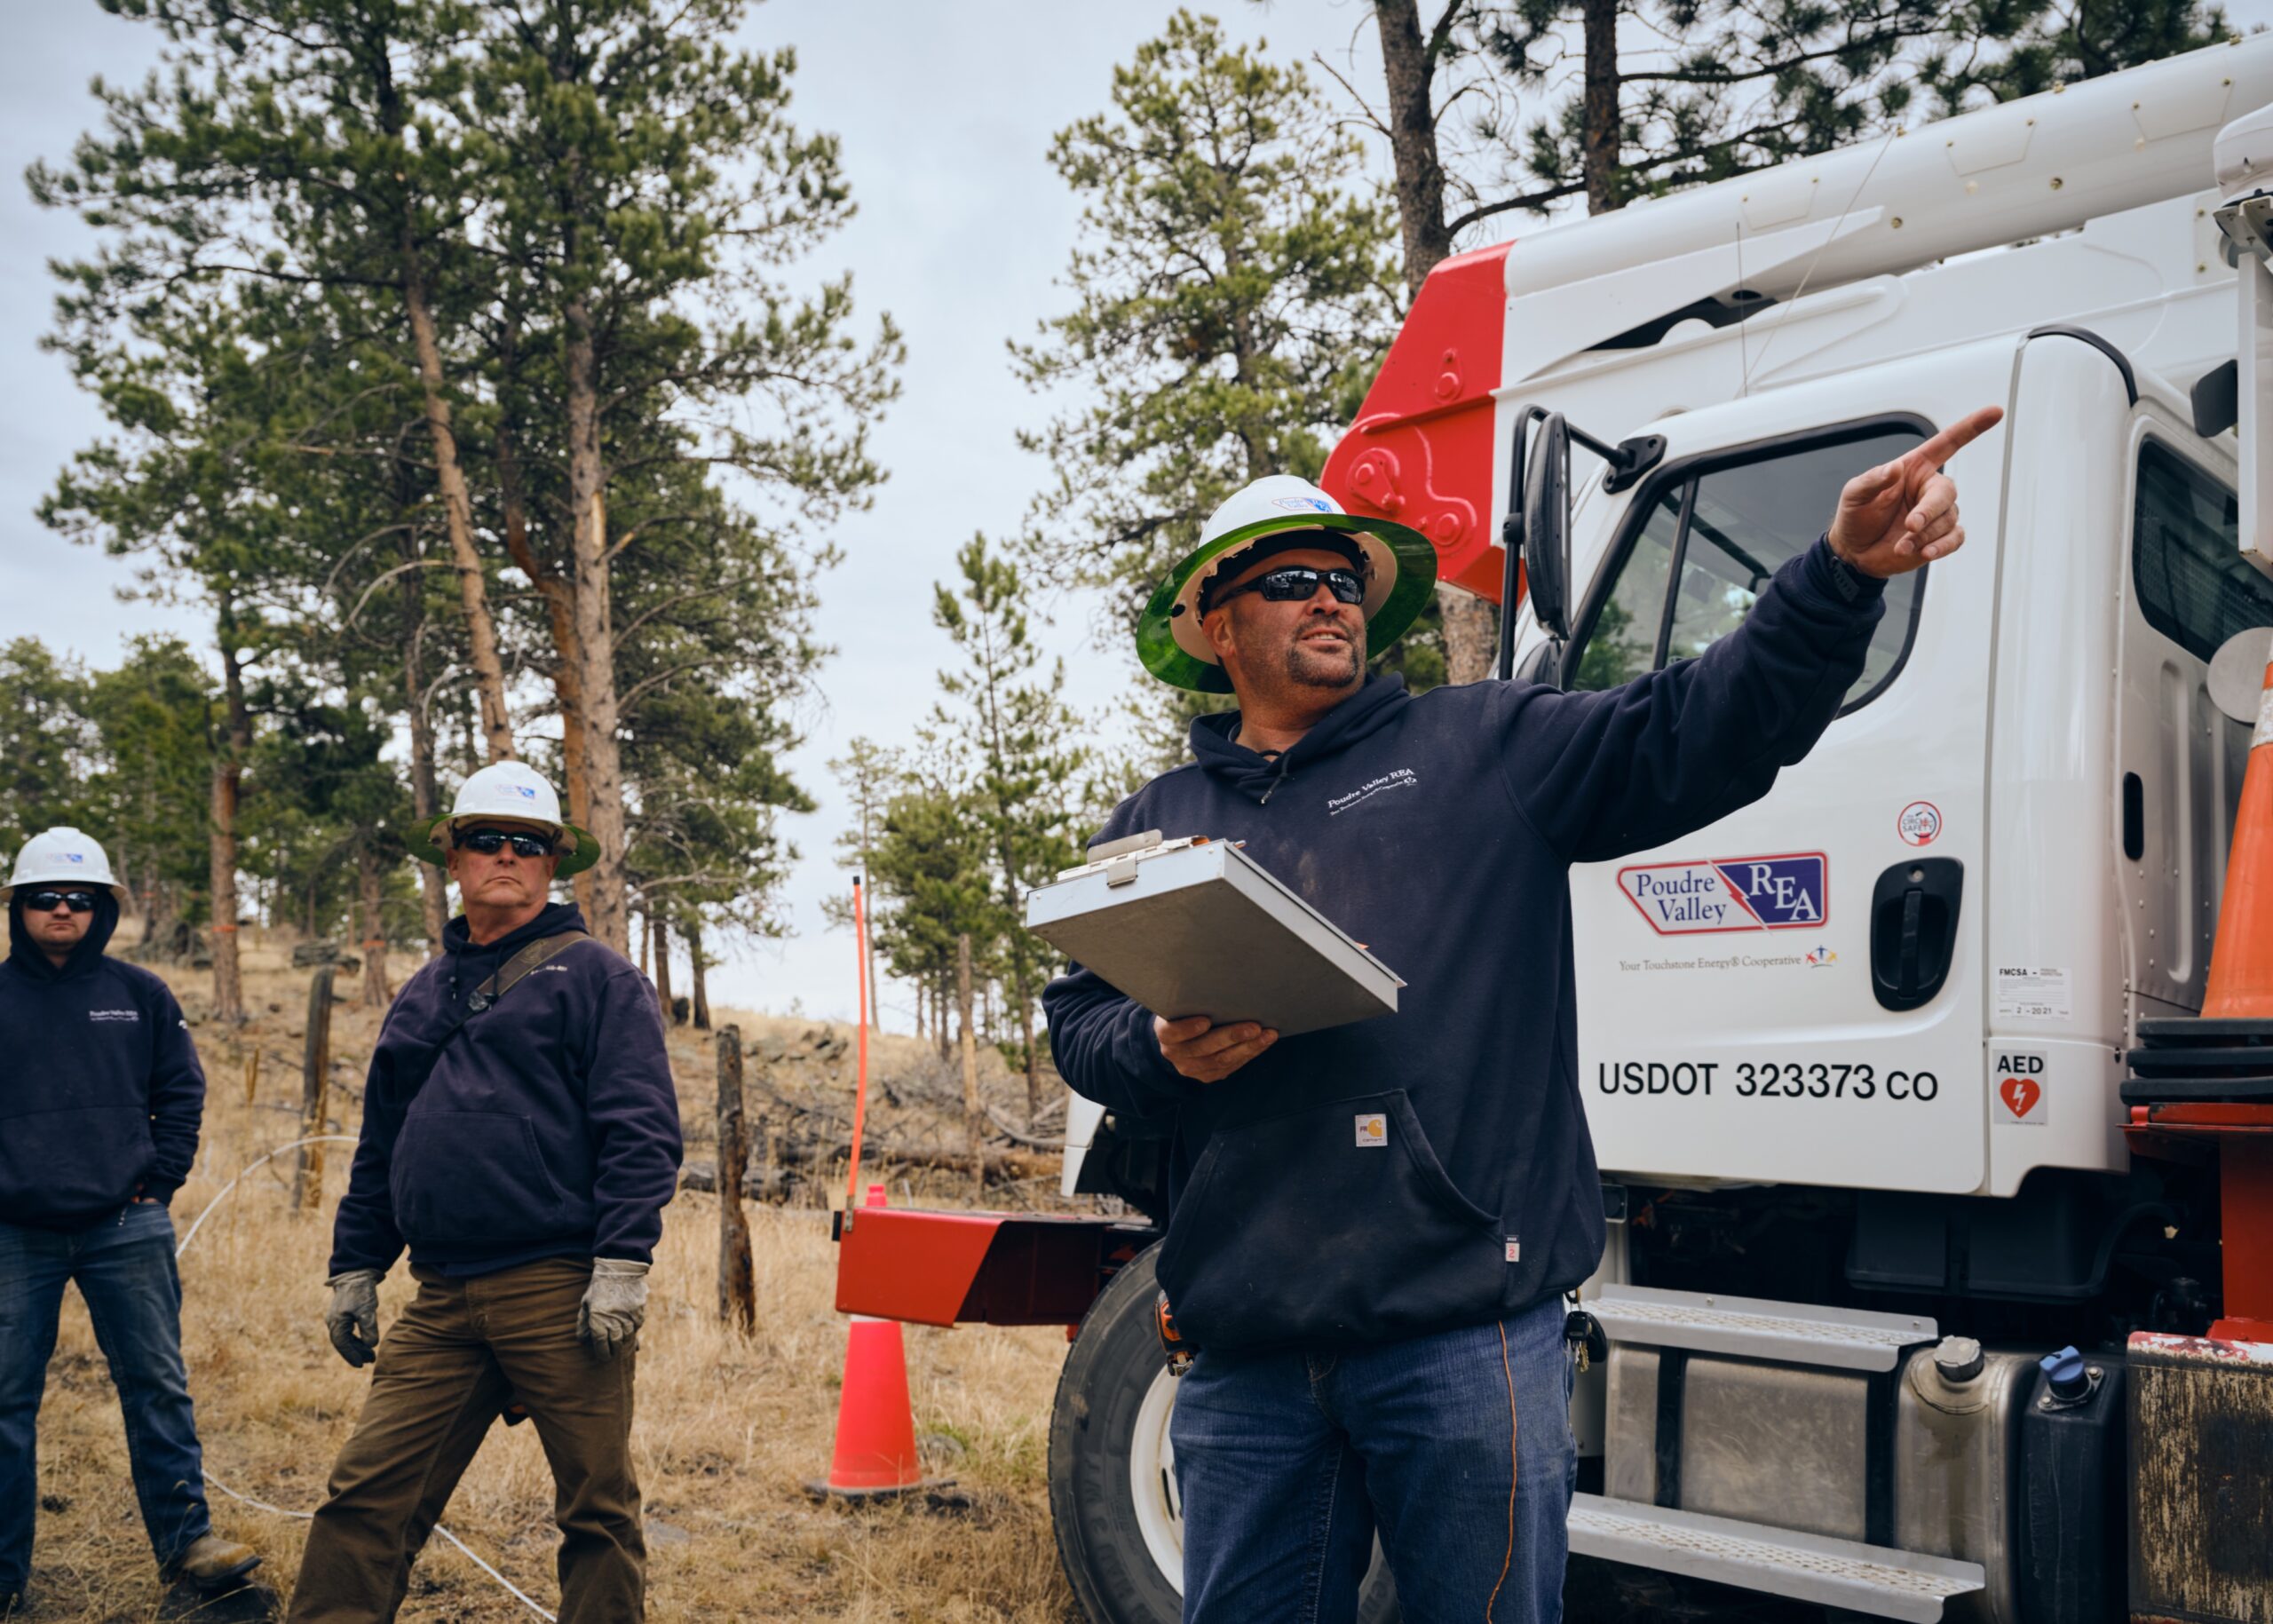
[391, 1110, 572, 1247]
[1154, 1089, 1508, 1350]
[0, 1105, 154, 1226]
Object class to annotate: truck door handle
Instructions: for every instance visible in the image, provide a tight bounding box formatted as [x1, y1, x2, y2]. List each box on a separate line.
[1871, 859, 1963, 1012]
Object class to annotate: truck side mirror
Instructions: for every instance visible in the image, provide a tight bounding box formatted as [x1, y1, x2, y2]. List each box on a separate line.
[1525, 411, 1572, 643]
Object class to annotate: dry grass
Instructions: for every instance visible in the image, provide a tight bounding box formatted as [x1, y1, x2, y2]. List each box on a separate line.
[23, 932, 1082, 1622]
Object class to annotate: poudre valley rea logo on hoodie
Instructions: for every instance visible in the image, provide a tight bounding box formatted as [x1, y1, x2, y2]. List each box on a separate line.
[89, 1009, 140, 1022]
[1327, 767, 1419, 816]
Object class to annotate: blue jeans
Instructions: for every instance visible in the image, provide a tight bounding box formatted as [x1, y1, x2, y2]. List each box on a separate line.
[1172, 1294, 1577, 1624]
[0, 1203, 211, 1589]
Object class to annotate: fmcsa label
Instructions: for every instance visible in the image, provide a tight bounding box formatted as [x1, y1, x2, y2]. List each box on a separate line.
[1616, 852, 1828, 935]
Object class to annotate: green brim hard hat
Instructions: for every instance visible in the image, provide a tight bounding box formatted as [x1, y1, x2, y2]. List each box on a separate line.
[1136, 504, 1440, 694]
[412, 816, 601, 878]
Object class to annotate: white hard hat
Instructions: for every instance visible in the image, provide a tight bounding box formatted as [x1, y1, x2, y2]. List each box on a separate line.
[410, 760, 598, 876]
[4, 827, 130, 904]
[1136, 474, 1439, 693]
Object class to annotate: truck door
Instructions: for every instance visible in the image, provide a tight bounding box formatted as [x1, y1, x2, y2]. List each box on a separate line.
[2115, 422, 2262, 1026]
[1562, 351, 2008, 1195]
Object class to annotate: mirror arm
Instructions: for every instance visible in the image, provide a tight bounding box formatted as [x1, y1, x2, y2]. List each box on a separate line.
[1497, 414, 1534, 682]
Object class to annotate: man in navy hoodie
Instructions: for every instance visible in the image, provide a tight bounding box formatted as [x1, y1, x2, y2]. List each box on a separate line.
[1043, 408, 2000, 1624]
[287, 762, 681, 1624]
[0, 826, 260, 1613]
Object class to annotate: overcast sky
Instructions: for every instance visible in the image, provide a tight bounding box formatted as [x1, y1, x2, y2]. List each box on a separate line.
[5, 3, 2268, 1028]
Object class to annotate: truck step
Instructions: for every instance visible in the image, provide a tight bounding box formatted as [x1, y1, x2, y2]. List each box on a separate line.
[1588, 1284, 1936, 1372]
[1567, 1493, 1986, 1622]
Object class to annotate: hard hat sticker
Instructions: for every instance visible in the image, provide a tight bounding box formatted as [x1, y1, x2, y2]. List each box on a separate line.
[1354, 1113, 1388, 1147]
[1616, 853, 1828, 935]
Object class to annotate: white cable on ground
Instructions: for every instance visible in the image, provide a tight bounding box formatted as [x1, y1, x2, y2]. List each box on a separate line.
[181, 1140, 561, 1623]
[199, 1470, 558, 1622]
[174, 1136, 360, 1258]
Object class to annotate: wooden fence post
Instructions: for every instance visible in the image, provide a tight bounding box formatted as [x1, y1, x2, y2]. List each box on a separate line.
[294, 965, 335, 1210]
[717, 1025, 756, 1332]
[960, 932, 983, 1202]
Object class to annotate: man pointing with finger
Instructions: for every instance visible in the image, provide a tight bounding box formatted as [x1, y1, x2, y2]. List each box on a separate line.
[1043, 409, 1999, 1624]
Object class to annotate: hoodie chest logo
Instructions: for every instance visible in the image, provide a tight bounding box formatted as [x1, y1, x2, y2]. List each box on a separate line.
[89, 1009, 139, 1023]
[1327, 767, 1419, 816]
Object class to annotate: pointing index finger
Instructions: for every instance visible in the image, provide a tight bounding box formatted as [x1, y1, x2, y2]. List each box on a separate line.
[1907, 405, 2005, 472]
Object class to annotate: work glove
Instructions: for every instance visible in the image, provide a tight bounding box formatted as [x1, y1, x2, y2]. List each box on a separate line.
[324, 1269, 384, 1368]
[577, 1258, 649, 1361]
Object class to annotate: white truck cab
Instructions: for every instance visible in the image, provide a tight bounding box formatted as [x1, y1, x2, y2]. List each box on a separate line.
[1022, 36, 2273, 1624]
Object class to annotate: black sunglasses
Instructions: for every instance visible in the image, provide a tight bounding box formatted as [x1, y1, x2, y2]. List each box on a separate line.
[23, 890, 97, 914]
[455, 828, 554, 859]
[1212, 566, 1366, 610]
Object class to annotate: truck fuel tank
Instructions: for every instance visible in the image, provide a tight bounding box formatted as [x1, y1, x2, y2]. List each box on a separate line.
[1595, 1284, 2126, 1623]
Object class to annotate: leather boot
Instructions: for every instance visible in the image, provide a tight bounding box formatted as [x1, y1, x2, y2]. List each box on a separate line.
[168, 1533, 261, 1589]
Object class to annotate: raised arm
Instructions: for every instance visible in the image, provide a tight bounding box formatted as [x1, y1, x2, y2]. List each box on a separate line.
[1504, 407, 1999, 864]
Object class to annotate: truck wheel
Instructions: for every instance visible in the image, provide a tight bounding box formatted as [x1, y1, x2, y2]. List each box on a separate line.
[1049, 1243, 1400, 1624]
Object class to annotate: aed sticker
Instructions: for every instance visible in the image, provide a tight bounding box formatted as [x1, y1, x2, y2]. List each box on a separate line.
[1995, 967, 2071, 1020]
[1355, 1113, 1387, 1147]
[1617, 852, 1827, 935]
[1993, 1050, 2047, 1127]
[1897, 801, 1942, 846]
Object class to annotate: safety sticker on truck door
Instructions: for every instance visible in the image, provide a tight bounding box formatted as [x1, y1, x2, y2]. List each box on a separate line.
[1616, 853, 1827, 934]
[1993, 967, 2071, 1020]
[1992, 1050, 2047, 1127]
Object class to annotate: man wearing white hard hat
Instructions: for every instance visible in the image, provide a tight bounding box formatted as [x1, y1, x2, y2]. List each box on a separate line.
[1047, 427, 1992, 1623]
[289, 762, 681, 1623]
[0, 828, 262, 1611]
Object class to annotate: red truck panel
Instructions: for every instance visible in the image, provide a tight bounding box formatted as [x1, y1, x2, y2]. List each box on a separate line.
[834, 1207, 1158, 1327]
[1321, 242, 1513, 601]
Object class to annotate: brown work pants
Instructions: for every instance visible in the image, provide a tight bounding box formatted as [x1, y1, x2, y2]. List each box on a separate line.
[286, 1257, 645, 1623]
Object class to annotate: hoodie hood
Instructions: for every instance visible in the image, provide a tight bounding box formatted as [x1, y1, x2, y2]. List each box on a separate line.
[1189, 676, 1412, 804]
[7, 892, 120, 982]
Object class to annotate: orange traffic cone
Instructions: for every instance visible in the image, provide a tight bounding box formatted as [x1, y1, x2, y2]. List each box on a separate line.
[806, 1185, 949, 1501]
[2206, 639, 2273, 1016]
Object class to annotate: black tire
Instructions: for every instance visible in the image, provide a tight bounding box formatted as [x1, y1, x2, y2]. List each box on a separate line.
[1048, 1244, 1400, 1624]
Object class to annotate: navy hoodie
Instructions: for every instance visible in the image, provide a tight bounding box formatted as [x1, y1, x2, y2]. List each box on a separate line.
[330, 900, 683, 1278]
[0, 895, 205, 1230]
[1044, 538, 1884, 1351]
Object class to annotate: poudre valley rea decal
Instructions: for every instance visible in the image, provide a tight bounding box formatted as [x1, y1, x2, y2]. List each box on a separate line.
[1617, 853, 1828, 934]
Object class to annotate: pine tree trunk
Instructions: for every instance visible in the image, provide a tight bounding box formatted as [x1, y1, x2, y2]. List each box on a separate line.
[208, 618, 249, 1024]
[1374, 0, 1454, 296]
[959, 933, 982, 1201]
[368, 32, 513, 766]
[1374, 0, 1499, 685]
[564, 306, 630, 955]
[1441, 590, 1500, 685]
[404, 269, 514, 763]
[1581, 0, 1621, 215]
[937, 972, 953, 1063]
[689, 915, 711, 1031]
[399, 548, 449, 956]
[653, 914, 677, 1024]
[496, 321, 596, 922]
[359, 844, 391, 1010]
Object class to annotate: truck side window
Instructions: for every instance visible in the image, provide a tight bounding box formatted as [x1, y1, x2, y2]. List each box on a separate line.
[1569, 426, 1926, 711]
[2132, 440, 2273, 660]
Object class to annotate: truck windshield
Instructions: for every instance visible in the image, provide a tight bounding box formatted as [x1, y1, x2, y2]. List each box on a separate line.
[1568, 426, 1926, 711]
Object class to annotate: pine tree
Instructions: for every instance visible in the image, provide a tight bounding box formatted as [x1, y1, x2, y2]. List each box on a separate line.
[1015, 12, 1401, 619]
[930, 537, 1090, 1121]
